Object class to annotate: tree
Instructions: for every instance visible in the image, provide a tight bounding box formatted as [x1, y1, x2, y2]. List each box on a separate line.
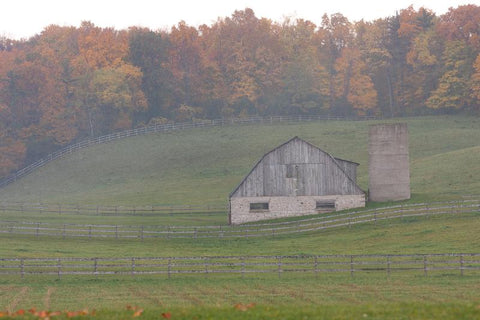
[469, 54, 480, 113]
[335, 47, 377, 115]
[128, 27, 173, 120]
[169, 21, 204, 115]
[86, 64, 147, 134]
[437, 5, 480, 50]
[426, 40, 475, 110]
[318, 13, 354, 114]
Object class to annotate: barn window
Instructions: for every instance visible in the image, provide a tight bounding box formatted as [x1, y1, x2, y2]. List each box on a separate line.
[316, 200, 336, 210]
[286, 164, 298, 178]
[250, 202, 269, 211]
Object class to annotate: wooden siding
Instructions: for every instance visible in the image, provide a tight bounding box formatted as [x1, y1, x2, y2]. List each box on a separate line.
[231, 137, 364, 198]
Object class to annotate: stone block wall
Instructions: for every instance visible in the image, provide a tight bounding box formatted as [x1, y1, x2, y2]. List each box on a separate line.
[229, 194, 365, 225]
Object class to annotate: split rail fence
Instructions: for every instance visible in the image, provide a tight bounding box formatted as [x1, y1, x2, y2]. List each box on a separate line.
[1, 201, 478, 240]
[0, 202, 226, 216]
[0, 115, 377, 188]
[0, 254, 478, 279]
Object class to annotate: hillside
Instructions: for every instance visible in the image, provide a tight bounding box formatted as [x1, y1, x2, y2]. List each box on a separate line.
[0, 116, 479, 206]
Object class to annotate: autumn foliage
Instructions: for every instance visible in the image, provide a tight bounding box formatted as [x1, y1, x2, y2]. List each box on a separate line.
[1, 5, 480, 178]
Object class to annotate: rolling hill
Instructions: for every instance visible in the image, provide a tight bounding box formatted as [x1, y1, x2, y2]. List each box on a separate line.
[0, 116, 479, 206]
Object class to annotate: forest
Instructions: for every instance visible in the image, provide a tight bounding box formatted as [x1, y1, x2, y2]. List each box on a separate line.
[0, 5, 480, 178]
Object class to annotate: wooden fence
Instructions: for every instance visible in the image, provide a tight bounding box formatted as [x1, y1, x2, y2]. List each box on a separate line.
[0, 253, 478, 279]
[1, 201, 477, 240]
[0, 115, 377, 189]
[0, 202, 226, 216]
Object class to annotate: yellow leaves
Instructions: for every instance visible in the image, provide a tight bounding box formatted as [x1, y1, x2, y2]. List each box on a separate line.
[470, 54, 480, 103]
[90, 64, 147, 112]
[407, 31, 438, 67]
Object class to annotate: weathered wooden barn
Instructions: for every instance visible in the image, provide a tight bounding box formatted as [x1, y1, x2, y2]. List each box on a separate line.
[229, 137, 365, 224]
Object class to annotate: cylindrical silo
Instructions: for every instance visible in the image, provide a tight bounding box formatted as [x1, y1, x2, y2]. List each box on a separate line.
[368, 123, 410, 202]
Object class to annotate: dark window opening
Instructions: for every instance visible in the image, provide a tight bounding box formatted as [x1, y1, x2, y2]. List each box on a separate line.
[250, 202, 269, 211]
[316, 200, 335, 210]
[286, 164, 298, 178]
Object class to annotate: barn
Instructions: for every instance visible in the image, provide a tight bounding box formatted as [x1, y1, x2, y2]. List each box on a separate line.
[229, 137, 365, 224]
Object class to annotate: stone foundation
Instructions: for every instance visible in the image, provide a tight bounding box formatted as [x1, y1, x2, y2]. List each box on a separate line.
[229, 194, 365, 225]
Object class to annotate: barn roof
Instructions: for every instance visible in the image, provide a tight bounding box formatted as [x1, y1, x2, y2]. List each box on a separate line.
[229, 136, 362, 197]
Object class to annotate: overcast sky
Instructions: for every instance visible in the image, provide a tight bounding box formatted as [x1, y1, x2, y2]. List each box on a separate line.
[1, 0, 479, 39]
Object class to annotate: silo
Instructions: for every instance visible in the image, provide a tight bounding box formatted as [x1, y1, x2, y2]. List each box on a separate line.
[368, 123, 410, 201]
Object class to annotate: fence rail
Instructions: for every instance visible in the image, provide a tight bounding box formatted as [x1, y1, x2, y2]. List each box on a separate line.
[0, 202, 226, 216]
[1, 201, 477, 240]
[0, 253, 478, 279]
[0, 115, 378, 189]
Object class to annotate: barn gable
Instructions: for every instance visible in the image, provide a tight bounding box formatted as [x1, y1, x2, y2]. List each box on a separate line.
[230, 137, 363, 198]
[229, 137, 365, 224]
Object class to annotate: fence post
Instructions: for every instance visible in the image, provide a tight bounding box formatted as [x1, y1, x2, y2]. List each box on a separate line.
[374, 209, 377, 225]
[140, 226, 144, 241]
[277, 257, 282, 278]
[20, 258, 24, 279]
[460, 254, 464, 276]
[57, 258, 61, 279]
[115, 225, 118, 239]
[241, 257, 245, 279]
[423, 255, 428, 277]
[314, 256, 319, 279]
[387, 255, 391, 277]
[36, 223, 40, 237]
[63, 224, 66, 239]
[350, 255, 354, 278]
[94, 258, 98, 277]
[131, 258, 135, 276]
[168, 259, 171, 279]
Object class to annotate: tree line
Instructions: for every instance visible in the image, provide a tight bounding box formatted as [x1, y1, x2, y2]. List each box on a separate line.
[1, 5, 480, 177]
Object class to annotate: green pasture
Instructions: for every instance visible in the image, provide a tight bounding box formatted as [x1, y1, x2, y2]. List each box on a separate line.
[0, 211, 479, 258]
[1, 115, 479, 206]
[1, 115, 480, 318]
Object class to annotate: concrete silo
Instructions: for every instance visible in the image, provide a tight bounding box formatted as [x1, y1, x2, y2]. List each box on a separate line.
[368, 123, 410, 202]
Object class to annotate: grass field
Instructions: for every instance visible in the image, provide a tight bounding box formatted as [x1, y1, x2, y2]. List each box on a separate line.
[1, 115, 479, 319]
[1, 116, 479, 206]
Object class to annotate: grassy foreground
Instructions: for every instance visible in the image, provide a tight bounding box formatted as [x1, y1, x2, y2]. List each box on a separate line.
[1, 275, 480, 319]
[1, 212, 479, 319]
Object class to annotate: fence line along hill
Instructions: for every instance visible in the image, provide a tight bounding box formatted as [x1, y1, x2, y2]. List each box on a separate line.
[1, 200, 477, 240]
[1, 253, 479, 279]
[0, 115, 376, 189]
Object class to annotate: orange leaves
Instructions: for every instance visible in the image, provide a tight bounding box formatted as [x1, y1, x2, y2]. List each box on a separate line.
[161, 312, 172, 319]
[233, 302, 256, 312]
[0, 308, 95, 319]
[126, 305, 144, 318]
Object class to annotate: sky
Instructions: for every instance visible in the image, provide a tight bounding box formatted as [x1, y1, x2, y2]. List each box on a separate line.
[1, 0, 479, 39]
